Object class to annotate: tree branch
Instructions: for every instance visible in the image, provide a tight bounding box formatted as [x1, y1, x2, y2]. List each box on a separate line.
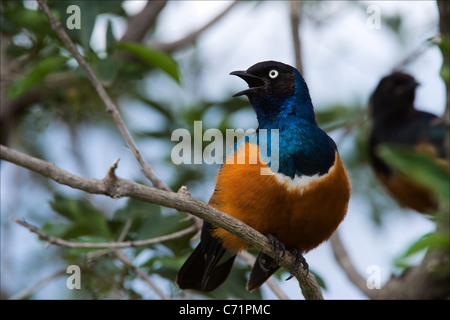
[330, 231, 380, 299]
[9, 270, 66, 300]
[112, 249, 169, 300]
[330, 229, 450, 299]
[120, 1, 168, 43]
[154, 1, 240, 53]
[289, 1, 303, 75]
[1, 144, 323, 300]
[12, 218, 197, 249]
[36, 0, 169, 191]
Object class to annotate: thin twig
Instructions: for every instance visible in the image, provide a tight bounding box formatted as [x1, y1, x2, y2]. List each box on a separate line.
[289, 1, 303, 74]
[13, 218, 197, 249]
[330, 229, 450, 299]
[329, 231, 378, 299]
[155, 1, 240, 53]
[120, 1, 168, 43]
[87, 216, 133, 259]
[178, 185, 203, 240]
[336, 108, 369, 145]
[36, 0, 170, 191]
[9, 270, 66, 300]
[118, 219, 133, 242]
[113, 249, 169, 300]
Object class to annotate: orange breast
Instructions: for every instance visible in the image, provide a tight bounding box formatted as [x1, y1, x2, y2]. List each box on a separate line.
[211, 143, 351, 253]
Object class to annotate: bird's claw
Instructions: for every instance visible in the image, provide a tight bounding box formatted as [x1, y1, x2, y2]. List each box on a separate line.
[267, 234, 286, 265]
[264, 234, 309, 281]
[285, 248, 309, 281]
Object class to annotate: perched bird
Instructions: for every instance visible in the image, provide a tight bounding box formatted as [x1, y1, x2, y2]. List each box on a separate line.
[368, 71, 447, 213]
[176, 61, 351, 292]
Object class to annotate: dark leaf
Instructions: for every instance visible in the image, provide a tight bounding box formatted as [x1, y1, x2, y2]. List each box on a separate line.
[49, 194, 112, 239]
[7, 55, 69, 99]
[113, 42, 180, 82]
[2, 6, 53, 36]
[394, 232, 450, 269]
[48, 0, 126, 50]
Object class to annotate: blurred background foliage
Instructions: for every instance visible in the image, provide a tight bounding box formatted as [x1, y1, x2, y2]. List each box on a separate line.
[1, 0, 448, 299]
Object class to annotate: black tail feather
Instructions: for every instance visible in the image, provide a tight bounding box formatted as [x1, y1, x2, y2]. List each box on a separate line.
[176, 243, 236, 292]
[246, 252, 280, 292]
[177, 221, 236, 292]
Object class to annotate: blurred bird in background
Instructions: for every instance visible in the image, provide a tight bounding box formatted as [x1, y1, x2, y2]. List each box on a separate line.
[368, 71, 448, 214]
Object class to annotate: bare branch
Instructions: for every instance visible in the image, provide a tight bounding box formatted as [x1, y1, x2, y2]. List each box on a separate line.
[9, 270, 66, 300]
[118, 218, 133, 242]
[113, 249, 169, 300]
[120, 1, 168, 43]
[289, 1, 303, 75]
[155, 1, 240, 53]
[36, 0, 170, 191]
[330, 231, 380, 299]
[178, 185, 203, 240]
[330, 229, 450, 299]
[12, 218, 197, 249]
[1, 145, 323, 299]
[379, 250, 450, 299]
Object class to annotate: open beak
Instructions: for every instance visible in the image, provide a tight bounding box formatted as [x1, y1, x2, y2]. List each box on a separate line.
[230, 70, 267, 97]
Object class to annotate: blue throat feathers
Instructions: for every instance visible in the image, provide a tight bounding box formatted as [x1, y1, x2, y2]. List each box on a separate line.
[250, 70, 336, 178]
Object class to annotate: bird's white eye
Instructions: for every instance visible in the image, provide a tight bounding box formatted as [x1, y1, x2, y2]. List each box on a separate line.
[269, 69, 279, 79]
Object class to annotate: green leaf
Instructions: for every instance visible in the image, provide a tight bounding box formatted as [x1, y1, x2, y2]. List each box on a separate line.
[41, 222, 74, 239]
[311, 270, 327, 290]
[394, 232, 450, 269]
[49, 194, 112, 239]
[2, 7, 53, 36]
[113, 42, 180, 82]
[112, 199, 193, 255]
[138, 212, 193, 256]
[383, 14, 402, 34]
[441, 64, 450, 83]
[315, 104, 363, 132]
[131, 91, 174, 121]
[105, 19, 117, 50]
[113, 198, 161, 222]
[92, 56, 118, 85]
[7, 55, 69, 99]
[49, 0, 126, 50]
[377, 145, 450, 209]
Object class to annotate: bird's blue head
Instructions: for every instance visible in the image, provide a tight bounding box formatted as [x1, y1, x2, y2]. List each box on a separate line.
[230, 61, 337, 177]
[230, 60, 315, 126]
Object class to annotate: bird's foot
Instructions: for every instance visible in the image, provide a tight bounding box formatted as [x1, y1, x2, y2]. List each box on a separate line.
[267, 234, 286, 265]
[285, 248, 309, 281]
[262, 235, 309, 280]
[258, 234, 285, 272]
